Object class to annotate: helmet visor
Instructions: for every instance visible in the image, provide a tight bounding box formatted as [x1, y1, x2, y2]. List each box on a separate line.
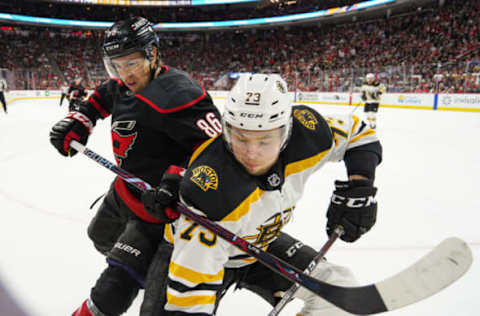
[224, 122, 289, 153]
[103, 54, 149, 80]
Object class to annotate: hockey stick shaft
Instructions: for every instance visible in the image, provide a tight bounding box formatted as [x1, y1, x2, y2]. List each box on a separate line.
[70, 140, 473, 315]
[268, 227, 343, 316]
[349, 101, 363, 115]
[69, 141, 342, 295]
[70, 141, 152, 192]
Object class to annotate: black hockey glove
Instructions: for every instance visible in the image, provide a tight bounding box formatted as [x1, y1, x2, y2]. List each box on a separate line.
[49, 111, 93, 157]
[326, 179, 377, 243]
[361, 92, 367, 102]
[141, 166, 185, 222]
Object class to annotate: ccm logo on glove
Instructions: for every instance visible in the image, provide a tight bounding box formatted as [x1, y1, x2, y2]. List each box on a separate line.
[331, 194, 376, 208]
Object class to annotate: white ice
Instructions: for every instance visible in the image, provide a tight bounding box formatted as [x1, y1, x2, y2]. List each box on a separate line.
[0, 98, 478, 316]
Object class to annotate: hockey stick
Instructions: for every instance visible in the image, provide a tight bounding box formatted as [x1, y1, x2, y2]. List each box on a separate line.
[70, 140, 473, 315]
[349, 101, 363, 115]
[268, 226, 343, 316]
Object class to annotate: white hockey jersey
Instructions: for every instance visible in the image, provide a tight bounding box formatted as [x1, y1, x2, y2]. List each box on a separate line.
[165, 105, 381, 315]
[361, 81, 386, 103]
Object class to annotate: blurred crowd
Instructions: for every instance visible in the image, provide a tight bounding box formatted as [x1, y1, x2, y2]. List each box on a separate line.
[0, 0, 478, 93]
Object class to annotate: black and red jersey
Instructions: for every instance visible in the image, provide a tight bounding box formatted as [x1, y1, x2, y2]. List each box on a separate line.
[77, 66, 222, 222]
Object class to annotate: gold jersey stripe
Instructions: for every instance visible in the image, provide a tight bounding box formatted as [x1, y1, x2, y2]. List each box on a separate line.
[351, 115, 360, 135]
[285, 149, 330, 178]
[169, 261, 224, 284]
[221, 188, 264, 222]
[188, 135, 219, 166]
[350, 129, 376, 144]
[240, 257, 257, 263]
[164, 223, 174, 244]
[167, 292, 216, 307]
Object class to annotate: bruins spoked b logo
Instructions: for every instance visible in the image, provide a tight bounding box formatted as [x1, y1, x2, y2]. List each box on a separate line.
[294, 109, 318, 130]
[190, 166, 219, 192]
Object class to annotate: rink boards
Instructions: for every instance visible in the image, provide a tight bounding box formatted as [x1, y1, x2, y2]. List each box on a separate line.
[4, 89, 480, 112]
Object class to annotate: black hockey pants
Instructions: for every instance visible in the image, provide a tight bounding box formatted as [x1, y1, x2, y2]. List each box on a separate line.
[364, 102, 379, 113]
[87, 181, 170, 316]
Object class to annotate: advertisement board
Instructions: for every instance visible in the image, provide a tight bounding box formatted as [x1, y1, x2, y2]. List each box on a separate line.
[437, 94, 480, 111]
[5, 90, 480, 112]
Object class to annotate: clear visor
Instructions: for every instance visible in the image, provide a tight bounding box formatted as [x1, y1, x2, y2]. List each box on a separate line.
[103, 55, 150, 79]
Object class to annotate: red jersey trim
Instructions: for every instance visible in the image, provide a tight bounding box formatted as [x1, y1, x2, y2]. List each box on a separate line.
[111, 78, 124, 86]
[114, 177, 163, 223]
[88, 95, 110, 118]
[135, 85, 207, 114]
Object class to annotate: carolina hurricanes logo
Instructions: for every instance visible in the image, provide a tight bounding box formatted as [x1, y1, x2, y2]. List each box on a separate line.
[111, 121, 137, 165]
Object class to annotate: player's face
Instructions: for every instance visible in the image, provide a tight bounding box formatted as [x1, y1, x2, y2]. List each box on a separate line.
[230, 126, 283, 176]
[111, 52, 151, 93]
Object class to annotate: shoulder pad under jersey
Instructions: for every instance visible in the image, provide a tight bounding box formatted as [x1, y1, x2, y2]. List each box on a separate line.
[137, 67, 207, 113]
[284, 105, 333, 163]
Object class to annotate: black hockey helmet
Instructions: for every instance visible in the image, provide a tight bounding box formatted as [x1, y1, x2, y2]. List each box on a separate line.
[102, 17, 161, 79]
[102, 16, 159, 61]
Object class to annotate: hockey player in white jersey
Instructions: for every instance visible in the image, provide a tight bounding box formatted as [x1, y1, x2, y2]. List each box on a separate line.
[143, 74, 382, 316]
[361, 73, 386, 129]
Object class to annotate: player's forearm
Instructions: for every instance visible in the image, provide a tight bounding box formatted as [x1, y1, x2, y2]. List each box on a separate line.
[343, 142, 382, 180]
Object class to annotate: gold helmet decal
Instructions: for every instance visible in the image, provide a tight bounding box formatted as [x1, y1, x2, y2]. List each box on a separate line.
[293, 109, 318, 130]
[276, 80, 286, 94]
[190, 166, 219, 192]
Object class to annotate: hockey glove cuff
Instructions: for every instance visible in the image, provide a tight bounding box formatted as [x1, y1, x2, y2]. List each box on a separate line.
[49, 111, 93, 157]
[326, 179, 377, 243]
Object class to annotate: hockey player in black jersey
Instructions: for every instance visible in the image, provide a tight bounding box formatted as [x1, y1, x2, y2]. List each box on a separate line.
[0, 77, 8, 114]
[67, 77, 88, 111]
[143, 74, 382, 316]
[49, 16, 222, 316]
[59, 81, 69, 106]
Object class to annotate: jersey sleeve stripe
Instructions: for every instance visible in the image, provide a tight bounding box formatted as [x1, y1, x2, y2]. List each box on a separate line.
[221, 188, 264, 222]
[87, 95, 110, 118]
[135, 86, 207, 114]
[166, 289, 216, 307]
[169, 261, 224, 285]
[164, 223, 174, 244]
[165, 295, 215, 314]
[349, 129, 376, 144]
[285, 149, 331, 178]
[166, 288, 216, 314]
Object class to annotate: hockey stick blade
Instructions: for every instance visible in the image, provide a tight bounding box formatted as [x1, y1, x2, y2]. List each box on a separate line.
[375, 237, 472, 311]
[70, 140, 473, 315]
[297, 236, 472, 315]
